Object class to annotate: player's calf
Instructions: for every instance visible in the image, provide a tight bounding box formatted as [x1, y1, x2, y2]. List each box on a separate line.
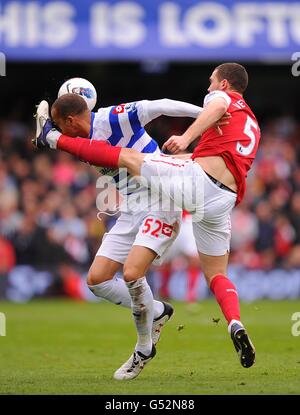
[126, 278, 154, 356]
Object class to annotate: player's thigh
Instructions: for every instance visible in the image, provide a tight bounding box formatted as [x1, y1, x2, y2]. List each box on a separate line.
[141, 155, 204, 215]
[123, 246, 158, 282]
[123, 210, 181, 281]
[102, 213, 139, 257]
[87, 255, 122, 285]
[133, 212, 181, 267]
[88, 213, 137, 284]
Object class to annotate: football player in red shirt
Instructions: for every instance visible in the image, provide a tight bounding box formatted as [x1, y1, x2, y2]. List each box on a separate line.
[34, 62, 259, 374]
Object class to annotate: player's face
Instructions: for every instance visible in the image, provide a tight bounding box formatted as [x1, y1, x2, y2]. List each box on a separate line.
[51, 108, 91, 138]
[208, 69, 227, 93]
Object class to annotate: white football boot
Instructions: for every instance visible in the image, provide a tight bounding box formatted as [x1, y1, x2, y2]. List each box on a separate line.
[113, 345, 156, 381]
[33, 100, 59, 149]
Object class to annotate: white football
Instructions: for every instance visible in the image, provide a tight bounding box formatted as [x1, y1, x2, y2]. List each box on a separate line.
[58, 77, 97, 111]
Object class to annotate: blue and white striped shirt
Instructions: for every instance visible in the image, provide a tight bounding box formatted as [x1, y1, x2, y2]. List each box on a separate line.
[90, 101, 160, 195]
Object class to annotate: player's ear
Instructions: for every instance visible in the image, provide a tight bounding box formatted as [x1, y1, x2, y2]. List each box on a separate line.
[220, 79, 228, 90]
[65, 115, 73, 125]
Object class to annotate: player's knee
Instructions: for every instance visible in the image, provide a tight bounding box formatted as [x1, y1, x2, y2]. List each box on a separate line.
[86, 266, 113, 286]
[123, 264, 141, 282]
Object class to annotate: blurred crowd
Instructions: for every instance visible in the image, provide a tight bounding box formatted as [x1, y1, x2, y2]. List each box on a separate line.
[1, 112, 300, 296]
[230, 115, 300, 269]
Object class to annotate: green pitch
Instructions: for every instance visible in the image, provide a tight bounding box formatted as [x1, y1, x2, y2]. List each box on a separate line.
[0, 299, 299, 395]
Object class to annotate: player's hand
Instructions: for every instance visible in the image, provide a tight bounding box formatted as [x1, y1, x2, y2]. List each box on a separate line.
[215, 112, 231, 135]
[162, 135, 189, 154]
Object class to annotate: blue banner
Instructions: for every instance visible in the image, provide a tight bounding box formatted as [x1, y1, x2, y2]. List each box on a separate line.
[1, 0, 300, 61]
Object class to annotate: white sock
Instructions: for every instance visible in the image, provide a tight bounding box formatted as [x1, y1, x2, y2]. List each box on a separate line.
[88, 277, 132, 308]
[228, 319, 243, 334]
[153, 299, 164, 318]
[47, 129, 61, 149]
[88, 277, 164, 318]
[126, 277, 154, 356]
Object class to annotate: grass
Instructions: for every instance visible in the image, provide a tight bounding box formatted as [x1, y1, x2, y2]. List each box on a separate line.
[0, 299, 299, 395]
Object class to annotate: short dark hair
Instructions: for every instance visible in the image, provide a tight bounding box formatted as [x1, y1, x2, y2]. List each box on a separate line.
[52, 93, 88, 119]
[215, 63, 248, 93]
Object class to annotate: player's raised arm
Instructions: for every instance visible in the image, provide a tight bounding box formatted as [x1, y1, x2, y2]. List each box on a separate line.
[137, 99, 202, 126]
[162, 96, 229, 154]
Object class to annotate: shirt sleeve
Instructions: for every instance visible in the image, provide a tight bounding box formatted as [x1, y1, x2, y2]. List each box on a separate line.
[203, 91, 231, 108]
[135, 99, 203, 127]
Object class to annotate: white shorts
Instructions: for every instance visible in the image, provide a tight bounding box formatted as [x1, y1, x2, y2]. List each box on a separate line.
[141, 154, 237, 256]
[97, 209, 181, 266]
[162, 214, 198, 262]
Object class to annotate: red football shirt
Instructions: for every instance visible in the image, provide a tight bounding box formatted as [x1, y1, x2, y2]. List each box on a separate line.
[192, 90, 261, 205]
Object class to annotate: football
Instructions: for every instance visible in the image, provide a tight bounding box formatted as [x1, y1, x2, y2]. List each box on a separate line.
[58, 77, 97, 111]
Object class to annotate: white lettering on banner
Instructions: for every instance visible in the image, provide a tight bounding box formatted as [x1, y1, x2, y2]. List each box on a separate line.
[1, 1, 300, 51]
[91, 2, 146, 47]
[234, 3, 300, 48]
[160, 2, 232, 47]
[0, 1, 76, 47]
[43, 2, 76, 47]
[114, 2, 145, 47]
[234, 4, 265, 47]
[159, 1, 300, 48]
[24, 2, 40, 47]
[290, 3, 300, 44]
[159, 3, 187, 46]
[0, 2, 21, 46]
[90, 3, 109, 46]
[184, 3, 231, 47]
[262, 3, 289, 47]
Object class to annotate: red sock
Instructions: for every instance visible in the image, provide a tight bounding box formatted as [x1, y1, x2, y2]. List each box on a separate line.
[57, 135, 121, 168]
[210, 274, 240, 324]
